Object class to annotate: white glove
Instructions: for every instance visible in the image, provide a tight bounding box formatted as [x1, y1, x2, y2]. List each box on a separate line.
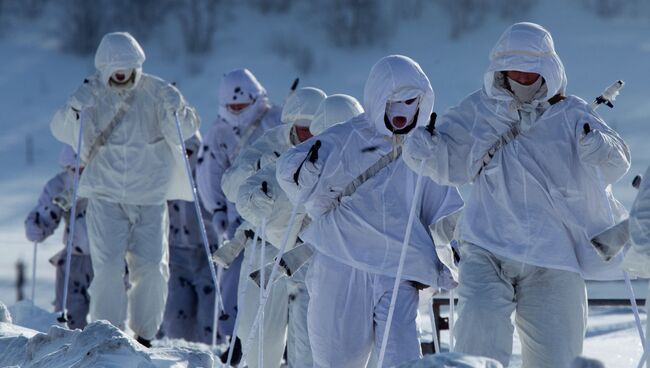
[404, 126, 437, 164]
[250, 182, 275, 219]
[162, 84, 183, 113]
[298, 160, 322, 190]
[211, 211, 228, 236]
[68, 82, 96, 111]
[578, 128, 608, 164]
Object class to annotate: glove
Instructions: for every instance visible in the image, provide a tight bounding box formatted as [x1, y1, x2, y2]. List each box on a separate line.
[211, 211, 228, 236]
[404, 126, 437, 164]
[162, 84, 183, 113]
[409, 280, 430, 290]
[297, 160, 322, 190]
[578, 127, 608, 164]
[68, 81, 96, 111]
[25, 220, 45, 242]
[250, 182, 275, 220]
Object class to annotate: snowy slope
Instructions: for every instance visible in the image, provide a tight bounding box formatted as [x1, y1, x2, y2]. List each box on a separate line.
[1, 1, 650, 367]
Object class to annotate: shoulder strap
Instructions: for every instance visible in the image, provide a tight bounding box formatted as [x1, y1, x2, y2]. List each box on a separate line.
[475, 94, 566, 178]
[338, 145, 402, 201]
[86, 91, 137, 164]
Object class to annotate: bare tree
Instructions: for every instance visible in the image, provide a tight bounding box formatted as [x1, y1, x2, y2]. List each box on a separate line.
[109, 0, 175, 41]
[249, 0, 293, 14]
[174, 0, 221, 54]
[319, 0, 387, 48]
[435, 0, 489, 40]
[59, 0, 109, 55]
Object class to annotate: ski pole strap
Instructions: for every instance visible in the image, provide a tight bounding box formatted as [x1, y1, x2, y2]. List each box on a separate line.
[86, 91, 136, 164]
[338, 145, 402, 201]
[475, 94, 565, 178]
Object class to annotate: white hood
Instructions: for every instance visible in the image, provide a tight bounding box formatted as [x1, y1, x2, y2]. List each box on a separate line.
[363, 55, 434, 136]
[310, 94, 364, 136]
[484, 22, 566, 102]
[94, 32, 145, 87]
[281, 87, 326, 127]
[217, 68, 269, 127]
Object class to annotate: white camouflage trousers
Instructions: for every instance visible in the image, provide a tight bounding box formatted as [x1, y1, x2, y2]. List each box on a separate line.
[86, 198, 169, 340]
[454, 243, 587, 368]
[306, 252, 421, 368]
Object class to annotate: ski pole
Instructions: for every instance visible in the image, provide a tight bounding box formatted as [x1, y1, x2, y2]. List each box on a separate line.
[586, 80, 645, 347]
[240, 199, 301, 363]
[241, 142, 320, 363]
[58, 110, 85, 324]
[429, 294, 440, 354]
[31, 242, 37, 303]
[174, 111, 225, 350]
[225, 226, 261, 366]
[377, 160, 426, 368]
[377, 113, 437, 367]
[449, 289, 455, 352]
[258, 218, 267, 368]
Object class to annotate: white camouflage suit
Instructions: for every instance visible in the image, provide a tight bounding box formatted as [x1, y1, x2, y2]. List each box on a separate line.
[24, 146, 93, 330]
[196, 68, 282, 345]
[277, 55, 464, 368]
[222, 87, 327, 368]
[403, 22, 631, 367]
[161, 134, 222, 344]
[50, 32, 200, 340]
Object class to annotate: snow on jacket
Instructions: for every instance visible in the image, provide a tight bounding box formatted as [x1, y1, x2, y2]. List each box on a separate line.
[195, 69, 281, 238]
[50, 32, 200, 205]
[403, 22, 630, 280]
[25, 170, 90, 255]
[277, 55, 464, 286]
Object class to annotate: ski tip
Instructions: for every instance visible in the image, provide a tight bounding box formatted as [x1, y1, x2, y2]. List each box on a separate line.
[633, 175, 642, 189]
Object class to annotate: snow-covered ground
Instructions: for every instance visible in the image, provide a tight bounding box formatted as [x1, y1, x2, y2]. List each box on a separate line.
[1, 1, 650, 367]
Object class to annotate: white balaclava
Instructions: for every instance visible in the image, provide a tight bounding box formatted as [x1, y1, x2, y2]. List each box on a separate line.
[281, 87, 327, 127]
[217, 68, 269, 127]
[385, 92, 421, 131]
[507, 74, 546, 104]
[94, 32, 145, 90]
[310, 94, 364, 136]
[363, 55, 434, 137]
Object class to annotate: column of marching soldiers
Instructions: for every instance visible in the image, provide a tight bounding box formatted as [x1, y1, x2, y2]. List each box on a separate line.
[24, 22, 650, 368]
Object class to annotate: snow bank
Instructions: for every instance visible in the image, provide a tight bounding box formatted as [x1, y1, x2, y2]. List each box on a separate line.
[0, 303, 215, 368]
[8, 299, 61, 333]
[397, 352, 503, 368]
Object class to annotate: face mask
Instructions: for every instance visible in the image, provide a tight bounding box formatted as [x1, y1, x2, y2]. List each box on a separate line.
[507, 76, 544, 104]
[109, 69, 136, 89]
[385, 96, 420, 130]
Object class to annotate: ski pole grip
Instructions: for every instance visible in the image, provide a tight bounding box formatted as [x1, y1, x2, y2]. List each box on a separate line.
[425, 112, 437, 135]
[583, 123, 591, 135]
[633, 175, 643, 190]
[290, 78, 300, 92]
[308, 140, 321, 163]
[261, 181, 269, 195]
